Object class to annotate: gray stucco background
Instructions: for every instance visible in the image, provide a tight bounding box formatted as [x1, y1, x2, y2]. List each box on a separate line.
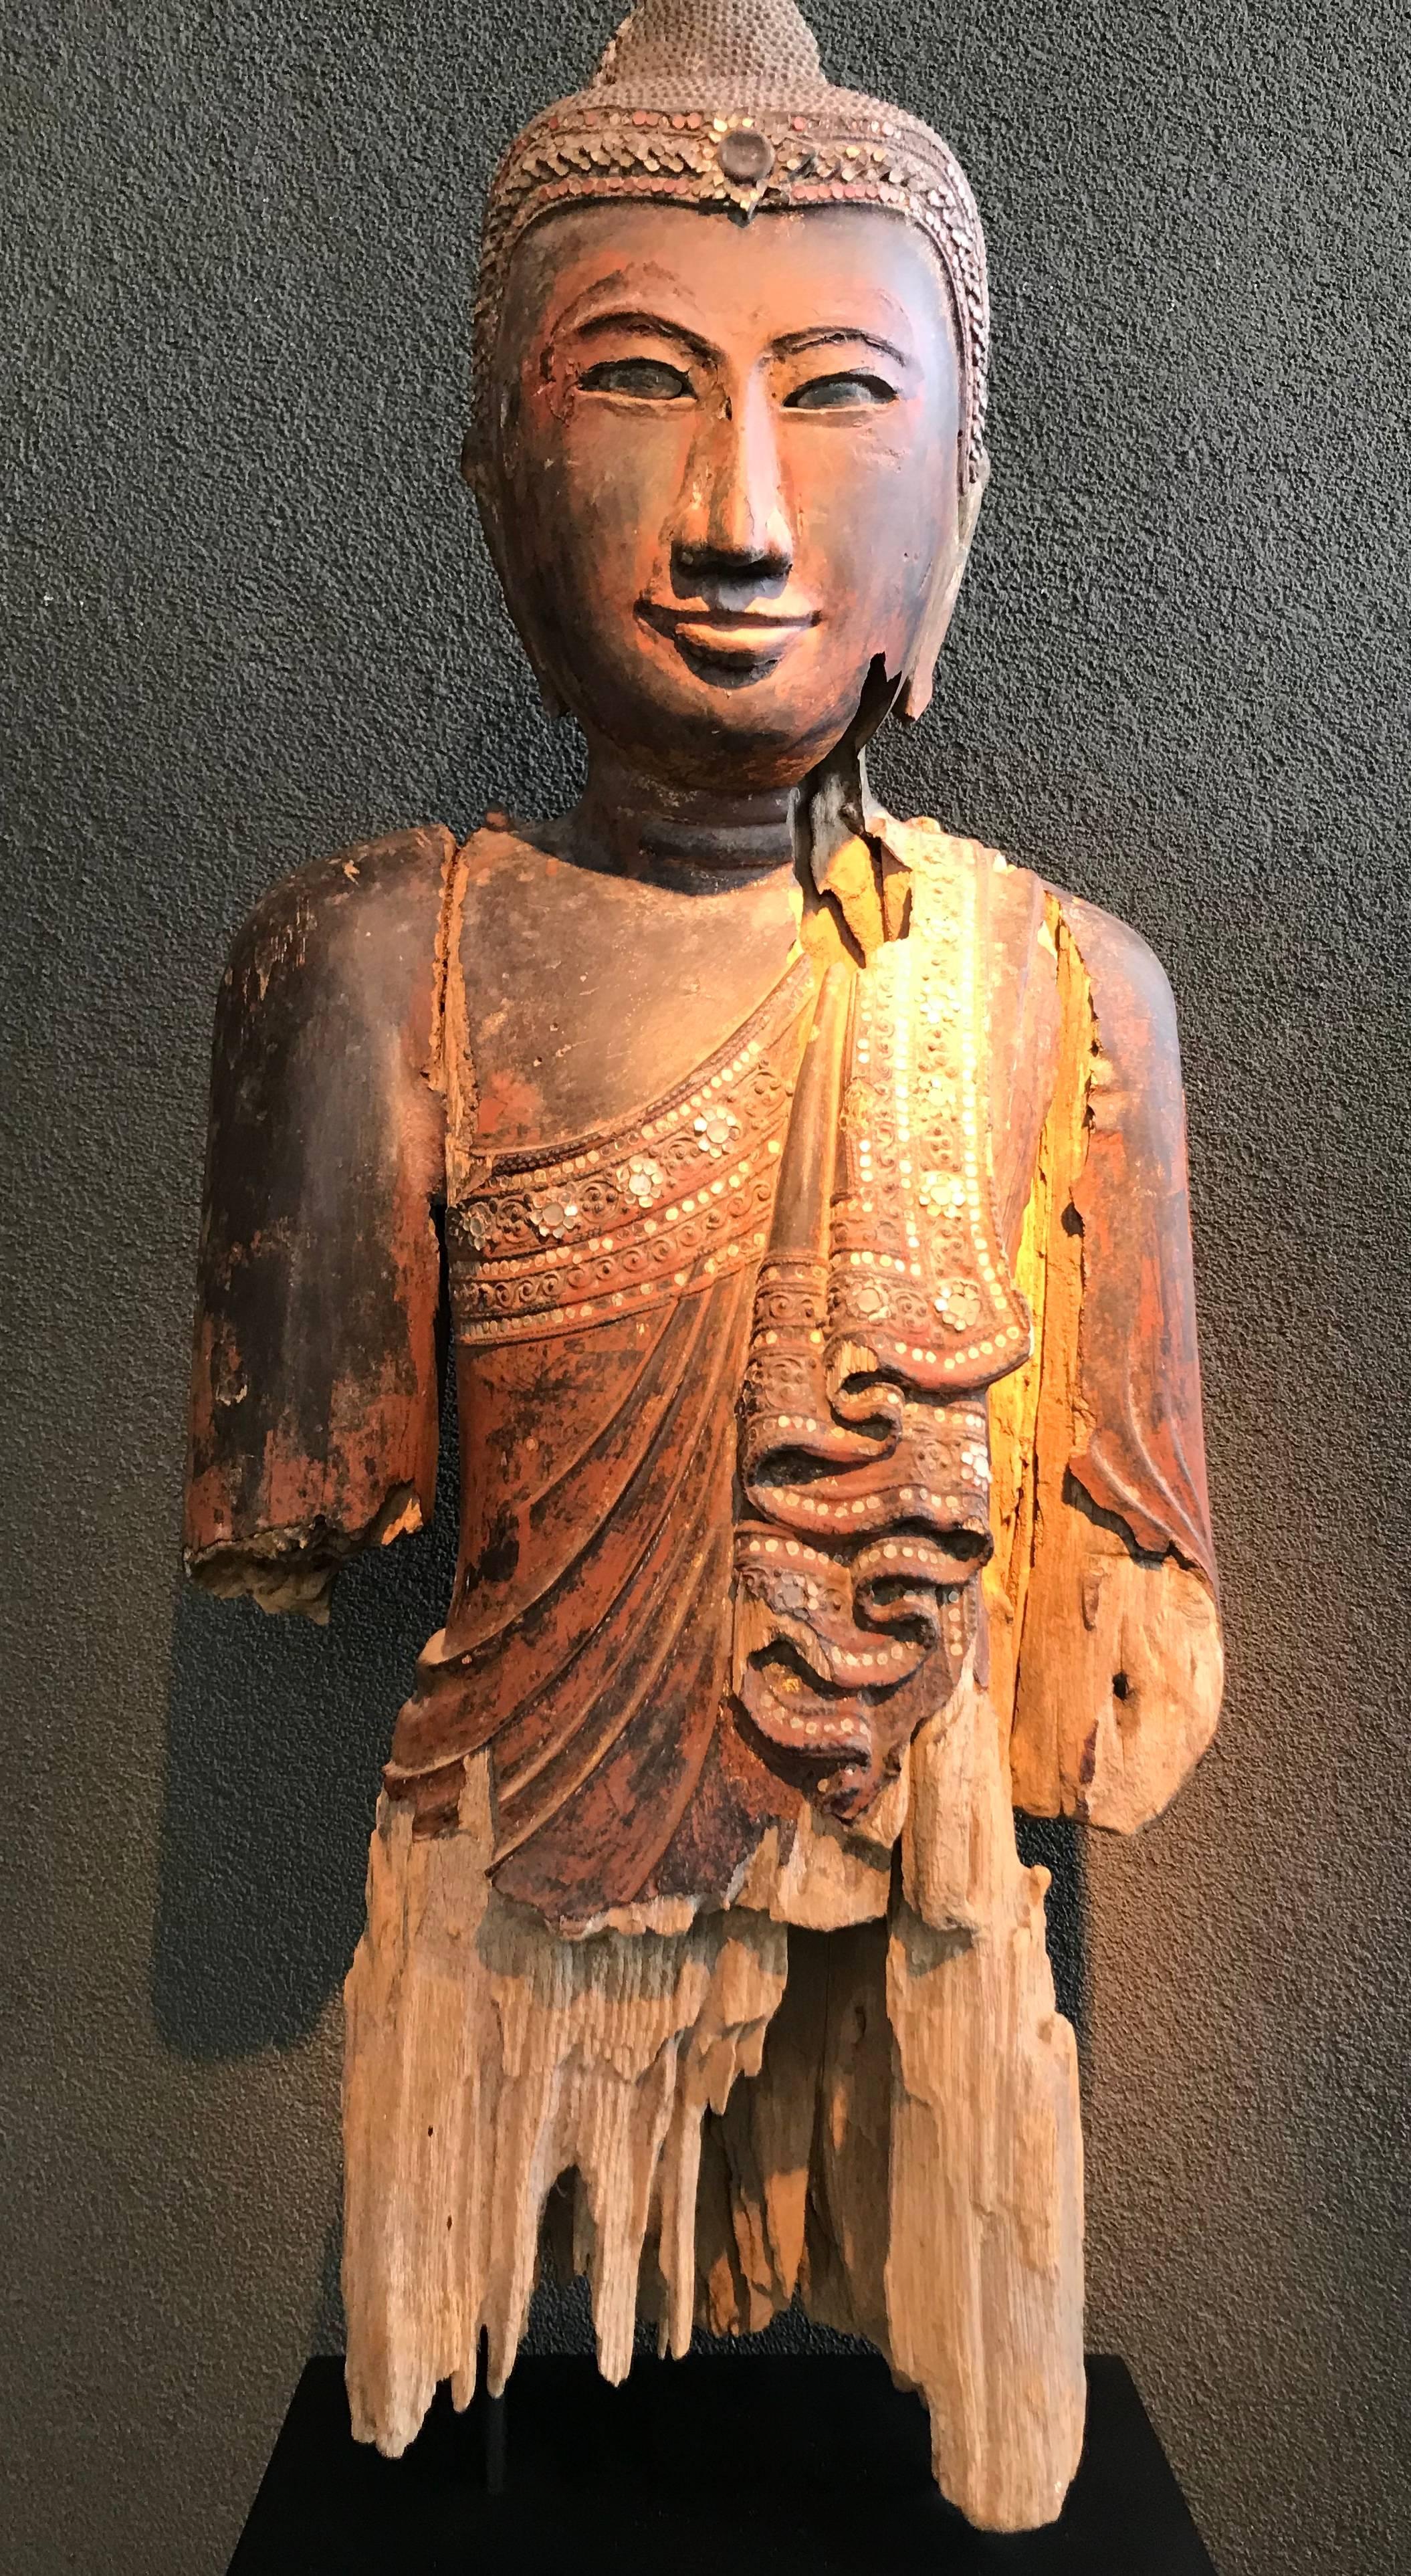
[3, 0, 1408, 2568]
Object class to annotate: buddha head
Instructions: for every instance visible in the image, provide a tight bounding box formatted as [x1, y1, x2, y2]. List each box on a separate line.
[465, 0, 990, 802]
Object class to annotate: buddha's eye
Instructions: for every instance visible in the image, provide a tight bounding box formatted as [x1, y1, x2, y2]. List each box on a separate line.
[785, 370, 898, 411]
[578, 357, 693, 400]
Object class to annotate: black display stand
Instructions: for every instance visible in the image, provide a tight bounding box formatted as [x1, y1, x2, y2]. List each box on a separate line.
[228, 2352, 1218, 2573]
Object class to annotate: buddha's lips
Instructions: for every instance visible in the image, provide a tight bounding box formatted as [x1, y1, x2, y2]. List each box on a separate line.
[638, 601, 817, 663]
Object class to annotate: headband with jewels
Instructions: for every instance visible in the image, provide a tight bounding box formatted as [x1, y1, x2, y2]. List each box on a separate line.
[469, 0, 990, 494]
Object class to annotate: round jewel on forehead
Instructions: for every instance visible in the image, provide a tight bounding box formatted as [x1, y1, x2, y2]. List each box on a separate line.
[468, 0, 991, 500]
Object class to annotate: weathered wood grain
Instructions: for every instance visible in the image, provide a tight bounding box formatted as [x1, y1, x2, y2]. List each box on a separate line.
[342, 1760, 788, 2454]
[345, 1656, 1083, 2531]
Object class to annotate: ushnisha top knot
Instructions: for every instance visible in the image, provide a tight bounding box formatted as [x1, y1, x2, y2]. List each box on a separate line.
[470, 0, 990, 492]
[596, 0, 824, 94]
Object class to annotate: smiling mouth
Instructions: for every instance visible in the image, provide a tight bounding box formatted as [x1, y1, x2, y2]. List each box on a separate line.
[639, 602, 817, 679]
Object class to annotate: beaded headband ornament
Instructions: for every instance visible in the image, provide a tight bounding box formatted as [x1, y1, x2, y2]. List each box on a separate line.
[470, 0, 990, 492]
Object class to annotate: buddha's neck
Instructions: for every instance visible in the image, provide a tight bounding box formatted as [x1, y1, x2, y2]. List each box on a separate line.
[572, 745, 798, 881]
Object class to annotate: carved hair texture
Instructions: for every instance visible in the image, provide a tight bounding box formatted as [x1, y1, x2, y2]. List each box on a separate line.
[469, 0, 990, 492]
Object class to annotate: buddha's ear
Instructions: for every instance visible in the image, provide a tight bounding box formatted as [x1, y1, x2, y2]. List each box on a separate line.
[895, 453, 990, 723]
[465, 446, 569, 721]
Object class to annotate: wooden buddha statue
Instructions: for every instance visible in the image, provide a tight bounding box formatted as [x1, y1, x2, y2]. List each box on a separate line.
[185, 0, 1222, 2531]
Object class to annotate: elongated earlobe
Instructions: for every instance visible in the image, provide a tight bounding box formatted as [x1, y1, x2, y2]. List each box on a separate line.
[896, 454, 990, 722]
[469, 474, 568, 722]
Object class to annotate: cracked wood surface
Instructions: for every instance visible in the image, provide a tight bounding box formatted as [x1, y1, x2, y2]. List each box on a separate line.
[344, 1656, 1083, 2531]
[995, 899, 1222, 1826]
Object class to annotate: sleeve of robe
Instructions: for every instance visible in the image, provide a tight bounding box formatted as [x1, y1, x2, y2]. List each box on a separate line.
[183, 826, 452, 1620]
[986, 886, 1224, 1832]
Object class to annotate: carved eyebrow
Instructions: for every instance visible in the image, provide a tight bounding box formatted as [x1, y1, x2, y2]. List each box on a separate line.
[568, 306, 719, 366]
[771, 326, 913, 368]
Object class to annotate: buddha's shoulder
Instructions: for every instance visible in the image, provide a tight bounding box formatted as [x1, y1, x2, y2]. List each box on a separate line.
[1040, 877, 1180, 1045]
[217, 823, 455, 1021]
[897, 815, 1179, 1035]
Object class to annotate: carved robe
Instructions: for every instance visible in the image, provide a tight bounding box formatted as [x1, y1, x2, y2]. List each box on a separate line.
[185, 812, 1220, 2527]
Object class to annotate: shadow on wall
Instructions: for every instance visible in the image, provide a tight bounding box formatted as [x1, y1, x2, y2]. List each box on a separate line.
[150, 1386, 462, 2059]
[1017, 1811, 1088, 2050]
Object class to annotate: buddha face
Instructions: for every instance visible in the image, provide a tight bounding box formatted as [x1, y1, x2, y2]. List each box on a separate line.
[484, 200, 962, 793]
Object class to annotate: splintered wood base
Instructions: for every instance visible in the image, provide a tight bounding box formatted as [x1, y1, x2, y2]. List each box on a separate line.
[342, 1671, 1085, 2535]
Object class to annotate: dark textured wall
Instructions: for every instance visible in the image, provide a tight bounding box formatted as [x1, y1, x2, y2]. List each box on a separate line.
[4, 1, 1408, 2569]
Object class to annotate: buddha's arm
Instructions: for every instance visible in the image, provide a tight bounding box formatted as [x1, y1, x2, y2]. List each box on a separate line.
[184, 827, 452, 1620]
[988, 891, 1222, 1831]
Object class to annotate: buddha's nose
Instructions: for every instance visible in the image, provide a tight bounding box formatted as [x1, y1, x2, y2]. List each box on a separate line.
[671, 382, 793, 599]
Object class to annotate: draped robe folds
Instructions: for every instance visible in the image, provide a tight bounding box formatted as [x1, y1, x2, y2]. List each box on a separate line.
[185, 810, 1222, 2529]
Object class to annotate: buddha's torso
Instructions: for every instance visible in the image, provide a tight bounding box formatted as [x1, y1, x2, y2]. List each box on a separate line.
[185, 802, 1218, 1934]
[379, 813, 1063, 1927]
